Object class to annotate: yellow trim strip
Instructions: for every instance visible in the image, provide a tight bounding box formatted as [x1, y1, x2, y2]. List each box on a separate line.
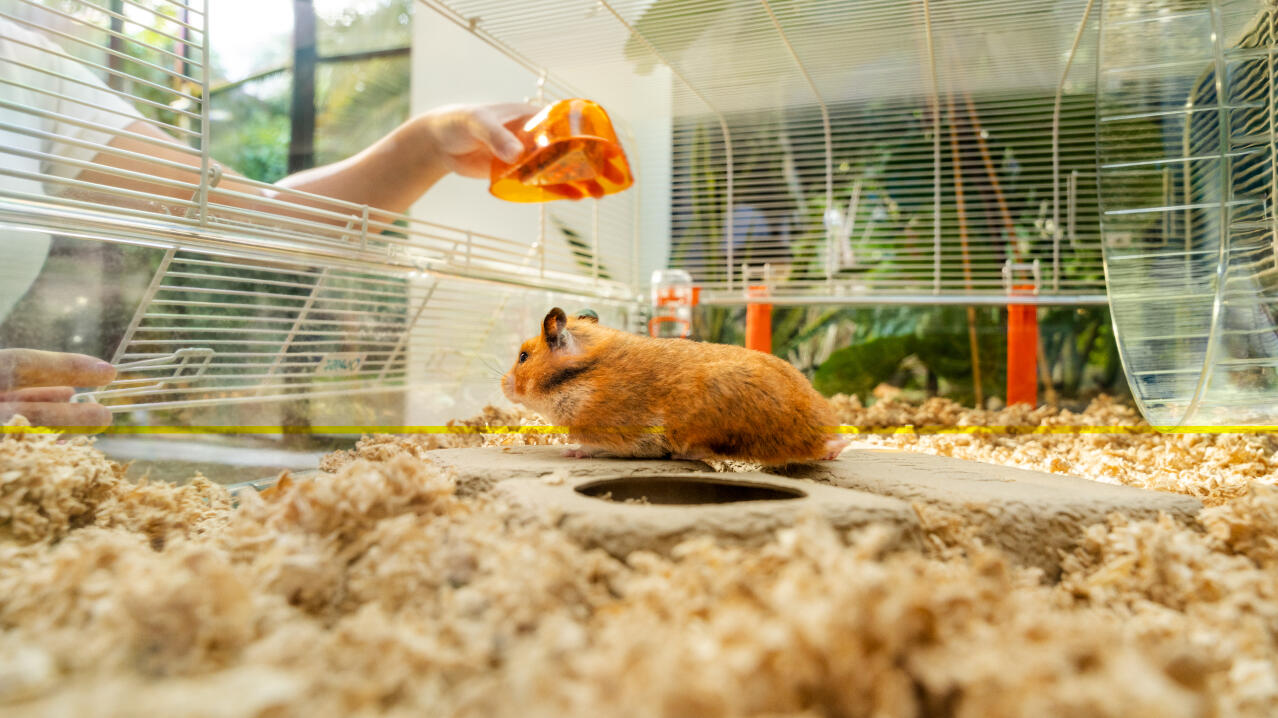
[831, 425, 1278, 435]
[4, 424, 1278, 435]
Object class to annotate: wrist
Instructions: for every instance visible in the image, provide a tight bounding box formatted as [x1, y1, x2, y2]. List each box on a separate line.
[404, 114, 451, 183]
[400, 113, 436, 162]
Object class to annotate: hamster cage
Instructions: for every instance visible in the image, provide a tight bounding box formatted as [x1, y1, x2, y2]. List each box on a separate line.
[0, 0, 1275, 432]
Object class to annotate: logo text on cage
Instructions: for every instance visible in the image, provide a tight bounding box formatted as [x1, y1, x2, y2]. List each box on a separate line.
[315, 353, 368, 375]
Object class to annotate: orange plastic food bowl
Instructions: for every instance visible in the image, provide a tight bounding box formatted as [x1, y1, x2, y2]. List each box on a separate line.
[489, 98, 634, 203]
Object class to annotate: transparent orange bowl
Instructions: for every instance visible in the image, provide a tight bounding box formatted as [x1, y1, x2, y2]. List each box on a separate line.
[489, 98, 634, 203]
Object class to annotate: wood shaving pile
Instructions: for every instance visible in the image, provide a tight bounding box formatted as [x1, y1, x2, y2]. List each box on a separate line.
[0, 418, 229, 546]
[2, 397, 1278, 717]
[319, 405, 563, 473]
[830, 394, 1278, 505]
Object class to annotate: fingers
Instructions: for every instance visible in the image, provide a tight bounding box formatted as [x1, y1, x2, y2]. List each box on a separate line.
[482, 102, 539, 125]
[0, 349, 116, 391]
[0, 365, 116, 431]
[449, 150, 498, 179]
[467, 111, 525, 164]
[0, 401, 112, 430]
[0, 386, 76, 403]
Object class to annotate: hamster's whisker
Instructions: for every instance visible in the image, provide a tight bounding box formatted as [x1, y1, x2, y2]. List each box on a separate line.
[479, 357, 510, 381]
[475, 359, 504, 380]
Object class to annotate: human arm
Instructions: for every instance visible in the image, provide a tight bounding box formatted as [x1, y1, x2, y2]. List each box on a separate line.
[6, 19, 531, 220]
[76, 102, 534, 220]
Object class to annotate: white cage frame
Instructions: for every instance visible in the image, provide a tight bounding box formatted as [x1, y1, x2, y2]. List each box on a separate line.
[1, 0, 1165, 418]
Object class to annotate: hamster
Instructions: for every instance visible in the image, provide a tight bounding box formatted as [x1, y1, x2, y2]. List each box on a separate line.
[501, 307, 848, 466]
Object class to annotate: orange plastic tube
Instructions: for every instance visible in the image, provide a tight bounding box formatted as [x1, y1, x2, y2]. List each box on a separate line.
[745, 285, 772, 354]
[1006, 285, 1038, 407]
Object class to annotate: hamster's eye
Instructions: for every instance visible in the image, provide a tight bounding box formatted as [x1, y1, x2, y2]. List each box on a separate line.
[518, 351, 528, 363]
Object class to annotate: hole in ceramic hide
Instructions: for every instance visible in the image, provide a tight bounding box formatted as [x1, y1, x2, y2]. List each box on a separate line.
[575, 475, 805, 505]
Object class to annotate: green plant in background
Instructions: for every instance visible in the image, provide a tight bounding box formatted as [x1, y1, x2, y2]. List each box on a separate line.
[807, 306, 1007, 406]
[551, 217, 613, 280]
[691, 301, 1128, 407]
[314, 56, 410, 169]
[208, 0, 412, 183]
[211, 89, 291, 183]
[1037, 305, 1128, 400]
[635, 0, 1169, 408]
[670, 86, 1148, 407]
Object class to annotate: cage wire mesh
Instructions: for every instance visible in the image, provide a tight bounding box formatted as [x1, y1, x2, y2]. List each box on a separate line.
[1098, 0, 1278, 426]
[0, 0, 637, 424]
[423, 0, 1112, 305]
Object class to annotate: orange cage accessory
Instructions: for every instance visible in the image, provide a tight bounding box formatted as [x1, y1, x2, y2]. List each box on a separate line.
[649, 269, 698, 338]
[489, 98, 634, 203]
[745, 284, 772, 353]
[1004, 261, 1040, 407]
[647, 285, 700, 338]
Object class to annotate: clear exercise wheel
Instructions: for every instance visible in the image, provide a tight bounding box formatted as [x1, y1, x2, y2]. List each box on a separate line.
[1098, 0, 1278, 426]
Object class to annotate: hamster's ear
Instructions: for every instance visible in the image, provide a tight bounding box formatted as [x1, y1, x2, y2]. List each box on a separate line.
[575, 309, 598, 323]
[542, 307, 569, 349]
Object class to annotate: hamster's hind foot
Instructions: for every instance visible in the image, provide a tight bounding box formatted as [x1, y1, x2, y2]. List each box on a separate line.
[562, 446, 599, 459]
[670, 447, 712, 462]
[821, 438, 850, 461]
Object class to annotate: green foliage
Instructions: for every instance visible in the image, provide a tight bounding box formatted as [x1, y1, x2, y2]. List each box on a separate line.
[211, 91, 291, 183]
[771, 306, 846, 360]
[316, 0, 412, 56]
[803, 306, 1003, 405]
[96, 3, 193, 132]
[696, 301, 1128, 406]
[315, 57, 410, 168]
[813, 335, 911, 399]
[910, 307, 1006, 402]
[207, 0, 413, 180]
[550, 217, 613, 280]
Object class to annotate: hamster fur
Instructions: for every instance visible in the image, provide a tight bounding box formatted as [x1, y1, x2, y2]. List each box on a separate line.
[501, 308, 848, 465]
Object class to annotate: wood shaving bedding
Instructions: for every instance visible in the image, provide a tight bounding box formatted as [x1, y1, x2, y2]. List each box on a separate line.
[1, 396, 1277, 717]
[0, 418, 228, 545]
[829, 394, 1278, 505]
[319, 406, 563, 473]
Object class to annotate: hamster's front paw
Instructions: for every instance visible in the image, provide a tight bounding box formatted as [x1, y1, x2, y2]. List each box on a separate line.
[821, 438, 850, 461]
[562, 446, 598, 459]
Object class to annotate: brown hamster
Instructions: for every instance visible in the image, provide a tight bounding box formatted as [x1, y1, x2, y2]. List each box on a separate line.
[501, 308, 848, 466]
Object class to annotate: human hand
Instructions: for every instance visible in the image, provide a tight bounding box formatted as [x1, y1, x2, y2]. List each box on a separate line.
[0, 349, 116, 429]
[415, 102, 537, 179]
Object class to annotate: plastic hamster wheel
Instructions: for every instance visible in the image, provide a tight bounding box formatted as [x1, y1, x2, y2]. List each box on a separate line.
[1097, 0, 1278, 426]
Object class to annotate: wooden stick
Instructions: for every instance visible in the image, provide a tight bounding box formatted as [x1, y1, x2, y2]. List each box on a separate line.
[961, 91, 1017, 260]
[946, 91, 983, 407]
